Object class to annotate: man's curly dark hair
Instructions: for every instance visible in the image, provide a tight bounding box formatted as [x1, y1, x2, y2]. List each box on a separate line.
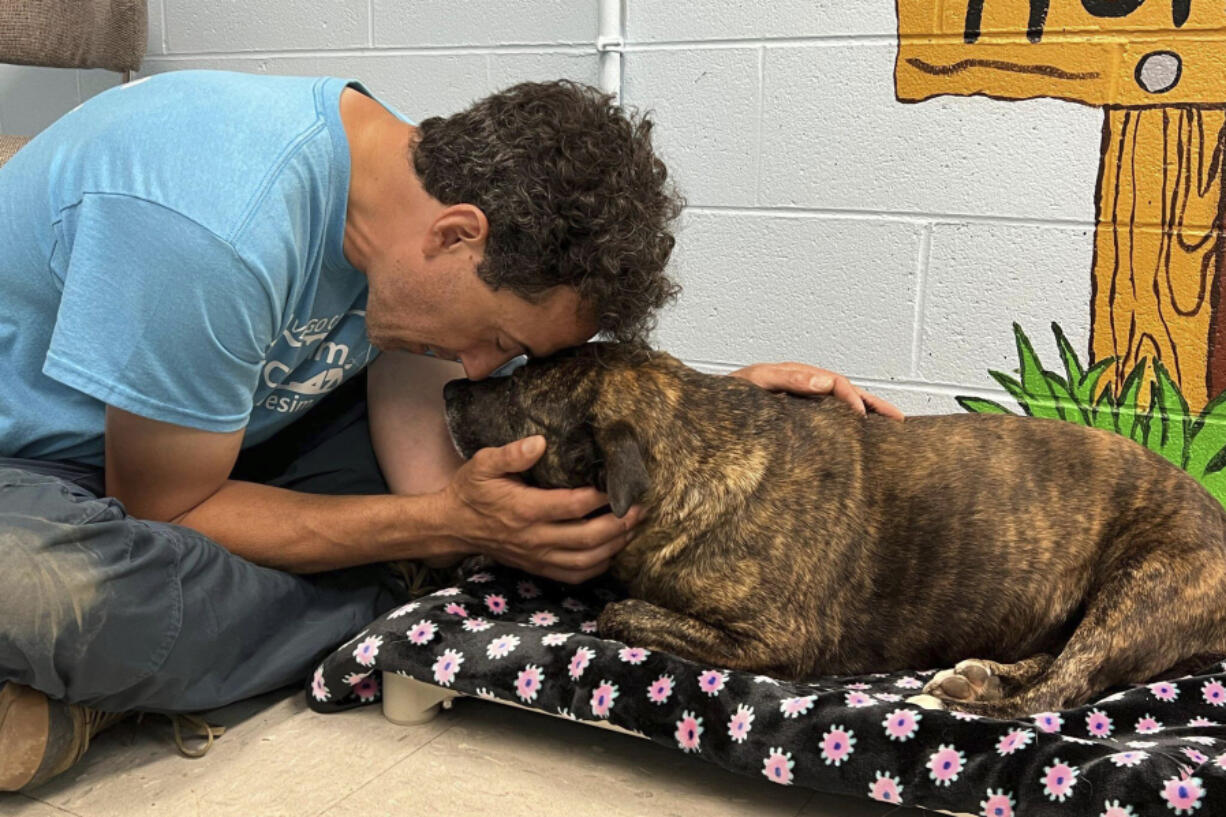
[411, 80, 684, 343]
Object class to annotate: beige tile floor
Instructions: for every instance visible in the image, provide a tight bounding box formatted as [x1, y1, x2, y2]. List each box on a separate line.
[0, 684, 941, 817]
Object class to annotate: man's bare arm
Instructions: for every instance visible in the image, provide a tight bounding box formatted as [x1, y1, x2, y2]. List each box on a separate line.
[367, 350, 465, 497]
[367, 350, 471, 566]
[106, 352, 640, 581]
[104, 405, 461, 573]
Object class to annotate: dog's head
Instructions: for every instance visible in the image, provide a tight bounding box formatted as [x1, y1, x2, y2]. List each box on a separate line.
[443, 342, 679, 517]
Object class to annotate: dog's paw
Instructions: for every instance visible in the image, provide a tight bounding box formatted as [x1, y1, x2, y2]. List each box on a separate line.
[904, 694, 947, 711]
[596, 599, 641, 642]
[921, 659, 1003, 703]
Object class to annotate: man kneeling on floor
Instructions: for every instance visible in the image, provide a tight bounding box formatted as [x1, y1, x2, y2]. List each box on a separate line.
[0, 70, 901, 790]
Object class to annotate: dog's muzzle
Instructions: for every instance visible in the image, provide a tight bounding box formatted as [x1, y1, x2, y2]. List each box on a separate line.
[443, 379, 464, 404]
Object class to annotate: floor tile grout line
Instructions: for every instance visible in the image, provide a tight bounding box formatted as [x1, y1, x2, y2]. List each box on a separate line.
[18, 792, 88, 816]
[308, 717, 459, 817]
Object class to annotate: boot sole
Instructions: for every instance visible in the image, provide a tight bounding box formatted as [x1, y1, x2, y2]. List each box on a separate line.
[0, 683, 50, 791]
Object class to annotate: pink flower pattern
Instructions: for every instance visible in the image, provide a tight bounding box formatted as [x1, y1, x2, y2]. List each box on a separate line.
[407, 619, 437, 645]
[869, 771, 903, 805]
[928, 743, 965, 786]
[699, 670, 728, 697]
[386, 601, 419, 620]
[727, 704, 754, 743]
[352, 674, 379, 702]
[883, 708, 921, 742]
[590, 680, 619, 718]
[980, 788, 1014, 817]
[1042, 758, 1079, 802]
[514, 664, 543, 703]
[352, 635, 383, 667]
[462, 617, 494, 633]
[1086, 709, 1114, 737]
[675, 711, 702, 753]
[311, 667, 329, 702]
[432, 649, 464, 687]
[1109, 750, 1149, 767]
[618, 647, 650, 664]
[529, 611, 558, 627]
[486, 633, 520, 660]
[1034, 712, 1064, 733]
[1182, 747, 1209, 765]
[1150, 681, 1180, 702]
[648, 674, 674, 705]
[569, 646, 595, 680]
[1136, 714, 1164, 734]
[762, 747, 793, 784]
[780, 694, 816, 719]
[1162, 774, 1205, 815]
[821, 725, 856, 767]
[312, 566, 1226, 814]
[996, 728, 1033, 756]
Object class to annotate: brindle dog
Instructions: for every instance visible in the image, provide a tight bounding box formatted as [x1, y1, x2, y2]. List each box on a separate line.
[441, 342, 1226, 718]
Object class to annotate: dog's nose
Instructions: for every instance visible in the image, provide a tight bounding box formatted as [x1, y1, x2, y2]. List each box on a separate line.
[443, 379, 462, 403]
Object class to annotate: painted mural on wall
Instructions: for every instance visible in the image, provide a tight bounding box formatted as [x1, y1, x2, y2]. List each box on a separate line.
[895, 0, 1226, 504]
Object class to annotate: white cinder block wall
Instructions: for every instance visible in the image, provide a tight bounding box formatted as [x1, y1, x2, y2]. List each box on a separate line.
[0, 1, 1106, 416]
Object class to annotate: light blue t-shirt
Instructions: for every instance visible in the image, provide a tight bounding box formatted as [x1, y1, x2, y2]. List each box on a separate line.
[0, 70, 407, 465]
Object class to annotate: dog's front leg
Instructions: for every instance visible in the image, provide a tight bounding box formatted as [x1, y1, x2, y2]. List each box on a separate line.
[598, 598, 771, 672]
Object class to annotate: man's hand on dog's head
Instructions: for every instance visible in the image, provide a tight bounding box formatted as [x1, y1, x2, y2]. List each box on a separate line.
[729, 361, 905, 420]
[438, 434, 644, 584]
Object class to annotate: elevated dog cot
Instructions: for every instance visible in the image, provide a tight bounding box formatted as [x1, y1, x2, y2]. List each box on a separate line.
[309, 562, 1226, 817]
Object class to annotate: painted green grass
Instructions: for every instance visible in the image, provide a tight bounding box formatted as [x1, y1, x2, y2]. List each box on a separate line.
[957, 322, 1226, 507]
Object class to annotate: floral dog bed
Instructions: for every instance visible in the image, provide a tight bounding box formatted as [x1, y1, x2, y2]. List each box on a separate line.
[307, 564, 1226, 816]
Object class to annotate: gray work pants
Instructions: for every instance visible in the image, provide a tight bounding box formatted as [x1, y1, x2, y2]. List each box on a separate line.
[0, 372, 407, 713]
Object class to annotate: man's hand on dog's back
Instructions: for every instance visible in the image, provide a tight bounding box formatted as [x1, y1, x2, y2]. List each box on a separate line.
[438, 434, 643, 584]
[730, 361, 905, 420]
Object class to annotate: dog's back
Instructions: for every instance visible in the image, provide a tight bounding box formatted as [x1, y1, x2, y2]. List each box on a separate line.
[817, 407, 1226, 671]
[624, 370, 1226, 689]
[442, 342, 1226, 717]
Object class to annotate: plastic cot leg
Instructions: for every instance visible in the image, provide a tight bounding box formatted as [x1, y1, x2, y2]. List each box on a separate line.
[381, 672, 459, 725]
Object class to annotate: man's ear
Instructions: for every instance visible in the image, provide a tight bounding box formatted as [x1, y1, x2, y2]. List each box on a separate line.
[596, 421, 649, 518]
[430, 204, 488, 253]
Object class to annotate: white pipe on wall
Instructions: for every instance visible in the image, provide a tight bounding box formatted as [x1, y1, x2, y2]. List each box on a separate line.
[597, 0, 624, 104]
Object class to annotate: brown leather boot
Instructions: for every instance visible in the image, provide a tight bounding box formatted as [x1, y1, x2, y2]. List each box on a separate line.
[0, 683, 129, 791]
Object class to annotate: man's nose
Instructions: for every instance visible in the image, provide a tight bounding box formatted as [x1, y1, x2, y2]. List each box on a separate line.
[459, 356, 495, 380]
[460, 350, 516, 381]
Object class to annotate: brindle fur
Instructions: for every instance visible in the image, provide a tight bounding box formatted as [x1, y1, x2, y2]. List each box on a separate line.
[442, 343, 1226, 718]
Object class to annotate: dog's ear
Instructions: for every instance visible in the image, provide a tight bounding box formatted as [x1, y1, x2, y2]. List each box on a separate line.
[596, 421, 649, 518]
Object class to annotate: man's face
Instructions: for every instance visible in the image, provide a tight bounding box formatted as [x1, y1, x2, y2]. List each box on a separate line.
[364, 250, 598, 380]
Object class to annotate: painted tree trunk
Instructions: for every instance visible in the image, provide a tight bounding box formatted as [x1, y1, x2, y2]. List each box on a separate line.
[1090, 106, 1226, 412]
